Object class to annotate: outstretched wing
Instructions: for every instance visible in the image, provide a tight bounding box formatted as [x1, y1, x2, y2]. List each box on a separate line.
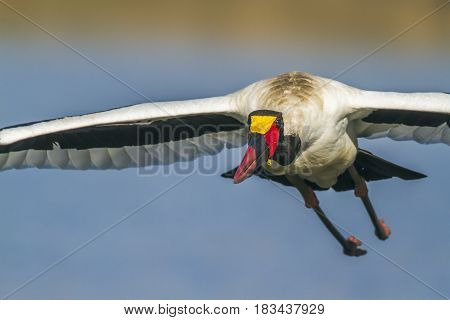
[344, 88, 450, 145]
[0, 96, 247, 171]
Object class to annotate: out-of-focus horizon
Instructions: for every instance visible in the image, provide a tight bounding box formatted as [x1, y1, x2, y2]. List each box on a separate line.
[2, 0, 449, 51]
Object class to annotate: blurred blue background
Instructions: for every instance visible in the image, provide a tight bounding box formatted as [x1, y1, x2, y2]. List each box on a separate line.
[0, 0, 449, 299]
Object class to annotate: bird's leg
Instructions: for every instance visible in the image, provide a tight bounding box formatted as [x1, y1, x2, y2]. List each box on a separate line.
[286, 175, 366, 257]
[348, 166, 391, 240]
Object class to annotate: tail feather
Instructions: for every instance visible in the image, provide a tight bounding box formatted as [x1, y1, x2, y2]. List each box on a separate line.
[221, 148, 426, 192]
[355, 149, 427, 181]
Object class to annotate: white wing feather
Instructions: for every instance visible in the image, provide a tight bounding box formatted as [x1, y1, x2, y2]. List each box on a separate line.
[0, 96, 241, 145]
[342, 85, 450, 145]
[347, 89, 450, 114]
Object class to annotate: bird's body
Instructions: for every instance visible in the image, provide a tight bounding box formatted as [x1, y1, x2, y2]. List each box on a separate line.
[1, 71, 449, 256]
[236, 73, 338, 187]
[236, 76, 353, 187]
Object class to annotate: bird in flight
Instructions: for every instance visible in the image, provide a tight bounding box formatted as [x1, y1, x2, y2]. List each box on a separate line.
[1, 72, 449, 257]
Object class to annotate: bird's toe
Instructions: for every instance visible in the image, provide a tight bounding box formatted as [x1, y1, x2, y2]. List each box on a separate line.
[375, 219, 391, 240]
[344, 236, 367, 257]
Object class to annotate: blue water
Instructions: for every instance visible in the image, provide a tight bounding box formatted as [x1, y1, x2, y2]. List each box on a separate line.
[0, 37, 449, 299]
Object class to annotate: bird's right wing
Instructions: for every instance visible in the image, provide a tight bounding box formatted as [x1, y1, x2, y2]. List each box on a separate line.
[0, 96, 247, 171]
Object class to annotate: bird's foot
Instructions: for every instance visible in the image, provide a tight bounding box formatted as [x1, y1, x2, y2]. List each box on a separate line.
[343, 236, 367, 257]
[375, 219, 391, 240]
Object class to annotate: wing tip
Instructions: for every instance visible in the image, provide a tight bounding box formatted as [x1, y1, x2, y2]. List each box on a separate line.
[403, 171, 427, 180]
[220, 168, 236, 179]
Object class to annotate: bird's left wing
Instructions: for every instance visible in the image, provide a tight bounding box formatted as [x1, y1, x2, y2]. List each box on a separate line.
[0, 96, 247, 171]
[342, 86, 450, 145]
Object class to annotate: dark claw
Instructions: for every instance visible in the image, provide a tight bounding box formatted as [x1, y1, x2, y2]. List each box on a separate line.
[343, 236, 367, 257]
[375, 230, 388, 241]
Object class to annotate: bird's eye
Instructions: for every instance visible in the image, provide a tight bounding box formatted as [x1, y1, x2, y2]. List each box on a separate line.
[275, 118, 283, 127]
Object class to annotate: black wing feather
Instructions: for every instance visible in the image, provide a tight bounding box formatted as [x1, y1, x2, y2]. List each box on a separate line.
[362, 109, 450, 127]
[0, 115, 244, 153]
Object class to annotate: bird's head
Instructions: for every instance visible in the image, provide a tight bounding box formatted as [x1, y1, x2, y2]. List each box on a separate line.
[233, 110, 301, 184]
